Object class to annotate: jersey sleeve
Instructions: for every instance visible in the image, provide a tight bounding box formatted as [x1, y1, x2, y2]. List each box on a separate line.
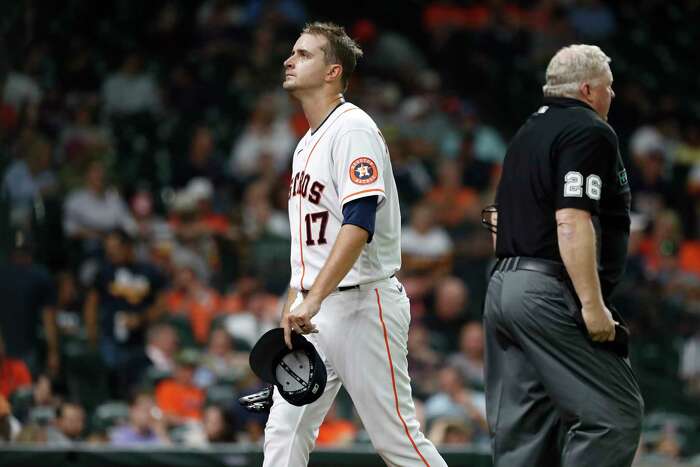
[555, 126, 616, 214]
[333, 129, 386, 208]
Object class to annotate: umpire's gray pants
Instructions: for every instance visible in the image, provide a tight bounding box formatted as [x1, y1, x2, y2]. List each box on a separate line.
[483, 269, 644, 467]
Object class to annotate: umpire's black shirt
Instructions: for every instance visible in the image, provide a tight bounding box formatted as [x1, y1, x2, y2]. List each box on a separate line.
[495, 97, 631, 300]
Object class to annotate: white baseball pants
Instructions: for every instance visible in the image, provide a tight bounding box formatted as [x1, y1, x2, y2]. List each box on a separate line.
[263, 276, 446, 467]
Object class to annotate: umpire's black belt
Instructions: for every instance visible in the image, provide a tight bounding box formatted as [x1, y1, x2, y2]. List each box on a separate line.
[492, 257, 568, 280]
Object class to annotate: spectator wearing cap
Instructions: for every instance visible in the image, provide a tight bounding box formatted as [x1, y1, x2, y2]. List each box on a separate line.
[155, 349, 205, 425]
[177, 177, 232, 238]
[0, 230, 60, 376]
[83, 229, 167, 396]
[628, 125, 673, 218]
[168, 181, 226, 280]
[110, 391, 170, 446]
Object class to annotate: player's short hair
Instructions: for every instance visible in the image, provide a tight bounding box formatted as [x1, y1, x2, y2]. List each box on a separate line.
[302, 21, 363, 92]
[542, 44, 611, 98]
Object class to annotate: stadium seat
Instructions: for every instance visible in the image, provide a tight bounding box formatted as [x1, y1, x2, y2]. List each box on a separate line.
[92, 401, 130, 432]
[206, 384, 238, 407]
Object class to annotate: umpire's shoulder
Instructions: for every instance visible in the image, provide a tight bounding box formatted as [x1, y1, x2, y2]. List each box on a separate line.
[568, 107, 619, 148]
[590, 118, 619, 149]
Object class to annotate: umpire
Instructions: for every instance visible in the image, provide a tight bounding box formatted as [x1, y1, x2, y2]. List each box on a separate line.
[483, 45, 644, 467]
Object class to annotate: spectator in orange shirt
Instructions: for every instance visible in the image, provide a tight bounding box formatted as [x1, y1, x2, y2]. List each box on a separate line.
[165, 256, 222, 345]
[0, 331, 32, 398]
[155, 350, 205, 425]
[427, 160, 480, 228]
[316, 401, 357, 447]
[219, 276, 262, 315]
[640, 209, 700, 277]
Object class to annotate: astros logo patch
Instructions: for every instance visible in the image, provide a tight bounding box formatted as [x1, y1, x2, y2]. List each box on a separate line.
[349, 157, 378, 185]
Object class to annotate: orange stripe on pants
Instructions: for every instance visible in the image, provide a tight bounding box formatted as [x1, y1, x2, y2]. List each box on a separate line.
[375, 288, 430, 467]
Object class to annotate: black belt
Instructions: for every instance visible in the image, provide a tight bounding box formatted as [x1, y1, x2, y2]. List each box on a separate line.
[302, 274, 395, 295]
[492, 257, 568, 280]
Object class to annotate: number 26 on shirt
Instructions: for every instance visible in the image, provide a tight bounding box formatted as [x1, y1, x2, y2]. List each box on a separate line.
[563, 171, 602, 200]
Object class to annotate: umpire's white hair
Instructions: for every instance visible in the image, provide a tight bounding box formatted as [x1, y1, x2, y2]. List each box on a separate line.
[542, 44, 611, 98]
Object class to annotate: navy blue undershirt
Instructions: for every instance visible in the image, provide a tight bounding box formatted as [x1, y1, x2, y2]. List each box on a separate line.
[342, 196, 378, 243]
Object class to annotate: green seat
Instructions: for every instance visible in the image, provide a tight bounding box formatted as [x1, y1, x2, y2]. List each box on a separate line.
[28, 406, 56, 426]
[9, 387, 34, 412]
[163, 314, 197, 348]
[206, 384, 237, 407]
[142, 366, 172, 390]
[92, 401, 130, 432]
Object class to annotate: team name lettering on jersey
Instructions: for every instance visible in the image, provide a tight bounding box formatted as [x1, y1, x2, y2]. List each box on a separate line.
[289, 170, 326, 205]
[288, 103, 401, 291]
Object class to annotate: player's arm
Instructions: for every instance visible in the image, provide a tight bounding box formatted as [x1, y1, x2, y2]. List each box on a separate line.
[282, 196, 377, 348]
[283, 225, 368, 347]
[307, 223, 368, 302]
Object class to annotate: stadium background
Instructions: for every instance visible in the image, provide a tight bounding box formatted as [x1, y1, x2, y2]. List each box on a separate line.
[1, 0, 699, 465]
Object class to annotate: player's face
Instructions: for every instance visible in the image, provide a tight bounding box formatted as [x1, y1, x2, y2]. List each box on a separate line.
[587, 68, 615, 121]
[283, 33, 331, 93]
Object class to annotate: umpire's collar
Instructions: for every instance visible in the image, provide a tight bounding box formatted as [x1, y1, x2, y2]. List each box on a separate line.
[542, 96, 595, 112]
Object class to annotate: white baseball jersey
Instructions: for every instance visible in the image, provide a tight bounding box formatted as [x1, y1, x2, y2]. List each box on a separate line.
[288, 102, 401, 291]
[267, 100, 447, 467]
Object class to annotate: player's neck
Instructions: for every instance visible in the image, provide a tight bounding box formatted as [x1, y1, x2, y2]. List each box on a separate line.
[300, 93, 345, 133]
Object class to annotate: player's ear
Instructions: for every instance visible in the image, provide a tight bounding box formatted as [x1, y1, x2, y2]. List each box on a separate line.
[326, 63, 343, 84]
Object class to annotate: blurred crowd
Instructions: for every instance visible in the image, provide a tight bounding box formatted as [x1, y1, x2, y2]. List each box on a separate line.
[0, 0, 699, 463]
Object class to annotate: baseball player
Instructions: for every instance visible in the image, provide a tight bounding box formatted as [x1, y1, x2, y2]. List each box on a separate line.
[262, 22, 447, 467]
